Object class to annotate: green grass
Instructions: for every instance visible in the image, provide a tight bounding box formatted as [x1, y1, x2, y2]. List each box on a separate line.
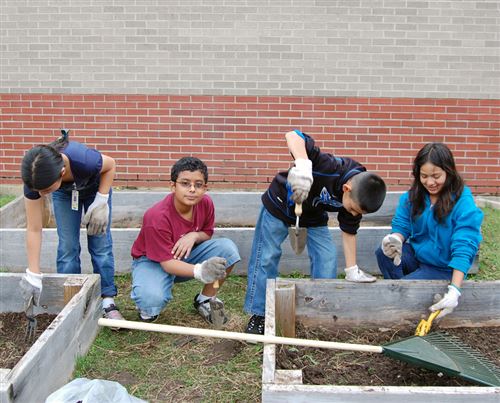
[0, 194, 16, 208]
[74, 276, 263, 402]
[73, 207, 500, 401]
[475, 207, 500, 280]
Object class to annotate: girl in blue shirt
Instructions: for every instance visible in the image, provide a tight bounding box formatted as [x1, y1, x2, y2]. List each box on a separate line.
[376, 143, 483, 319]
[19, 130, 123, 321]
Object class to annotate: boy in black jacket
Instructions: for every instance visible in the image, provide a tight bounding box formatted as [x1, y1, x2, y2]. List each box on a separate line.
[244, 129, 387, 335]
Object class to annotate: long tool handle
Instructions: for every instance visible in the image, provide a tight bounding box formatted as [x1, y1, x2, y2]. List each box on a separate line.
[99, 318, 383, 353]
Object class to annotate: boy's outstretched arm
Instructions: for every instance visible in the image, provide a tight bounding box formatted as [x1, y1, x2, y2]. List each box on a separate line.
[341, 231, 357, 268]
[285, 130, 308, 160]
[342, 231, 377, 282]
[160, 258, 226, 284]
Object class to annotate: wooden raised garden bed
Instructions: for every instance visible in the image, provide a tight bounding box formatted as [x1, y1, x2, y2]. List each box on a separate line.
[262, 278, 500, 402]
[0, 273, 101, 403]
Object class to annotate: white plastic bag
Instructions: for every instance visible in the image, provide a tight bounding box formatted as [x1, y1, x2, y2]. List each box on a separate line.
[45, 378, 147, 403]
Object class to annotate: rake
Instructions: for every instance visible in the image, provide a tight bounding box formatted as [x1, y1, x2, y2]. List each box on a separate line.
[99, 318, 500, 386]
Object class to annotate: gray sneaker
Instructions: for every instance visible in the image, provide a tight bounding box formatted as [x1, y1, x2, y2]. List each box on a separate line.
[193, 294, 228, 325]
[103, 304, 124, 321]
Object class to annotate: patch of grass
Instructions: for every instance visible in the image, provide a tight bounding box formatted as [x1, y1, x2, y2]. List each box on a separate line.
[0, 195, 16, 208]
[475, 207, 500, 280]
[75, 275, 262, 402]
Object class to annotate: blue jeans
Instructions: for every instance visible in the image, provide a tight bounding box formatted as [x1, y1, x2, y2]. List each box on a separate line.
[131, 238, 241, 317]
[244, 206, 337, 317]
[51, 188, 117, 297]
[375, 243, 452, 280]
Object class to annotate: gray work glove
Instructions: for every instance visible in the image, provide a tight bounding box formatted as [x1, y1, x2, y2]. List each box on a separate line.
[429, 285, 461, 320]
[288, 158, 313, 204]
[381, 234, 403, 266]
[82, 192, 109, 236]
[19, 268, 43, 309]
[193, 257, 227, 284]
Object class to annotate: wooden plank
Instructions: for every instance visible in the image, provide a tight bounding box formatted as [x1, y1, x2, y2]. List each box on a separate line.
[0, 273, 80, 314]
[274, 279, 500, 329]
[0, 226, 479, 276]
[274, 370, 302, 385]
[1, 274, 101, 403]
[275, 285, 296, 338]
[262, 384, 500, 403]
[262, 279, 277, 385]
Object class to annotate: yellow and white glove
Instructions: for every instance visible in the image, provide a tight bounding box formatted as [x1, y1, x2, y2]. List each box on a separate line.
[288, 158, 313, 204]
[381, 234, 403, 266]
[82, 192, 109, 236]
[19, 268, 43, 308]
[193, 257, 227, 284]
[429, 285, 461, 319]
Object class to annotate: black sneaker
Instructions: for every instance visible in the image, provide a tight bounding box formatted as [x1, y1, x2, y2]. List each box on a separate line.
[138, 312, 159, 323]
[245, 314, 265, 335]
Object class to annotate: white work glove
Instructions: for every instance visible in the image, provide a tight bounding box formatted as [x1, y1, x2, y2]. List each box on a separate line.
[381, 234, 403, 266]
[288, 158, 313, 204]
[82, 192, 109, 236]
[193, 257, 227, 284]
[429, 285, 461, 319]
[19, 268, 43, 308]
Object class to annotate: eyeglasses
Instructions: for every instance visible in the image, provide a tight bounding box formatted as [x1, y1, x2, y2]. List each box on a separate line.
[175, 180, 206, 190]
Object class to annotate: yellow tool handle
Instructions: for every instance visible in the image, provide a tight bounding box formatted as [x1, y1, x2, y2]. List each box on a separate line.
[415, 309, 441, 336]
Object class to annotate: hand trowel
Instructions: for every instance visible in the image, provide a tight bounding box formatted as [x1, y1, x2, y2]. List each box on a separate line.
[289, 203, 307, 255]
[209, 280, 226, 329]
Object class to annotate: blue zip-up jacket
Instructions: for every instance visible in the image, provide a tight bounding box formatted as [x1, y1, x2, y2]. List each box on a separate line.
[391, 186, 483, 274]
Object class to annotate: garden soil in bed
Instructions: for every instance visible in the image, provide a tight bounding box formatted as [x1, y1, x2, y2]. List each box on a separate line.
[0, 312, 57, 369]
[276, 325, 500, 387]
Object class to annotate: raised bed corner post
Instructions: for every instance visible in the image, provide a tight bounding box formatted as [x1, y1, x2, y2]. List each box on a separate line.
[63, 278, 84, 305]
[275, 284, 296, 338]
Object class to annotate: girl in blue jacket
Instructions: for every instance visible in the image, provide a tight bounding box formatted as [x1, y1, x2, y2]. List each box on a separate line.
[376, 142, 483, 319]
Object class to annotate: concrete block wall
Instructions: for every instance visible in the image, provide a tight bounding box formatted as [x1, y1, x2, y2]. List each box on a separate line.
[0, 1, 499, 193]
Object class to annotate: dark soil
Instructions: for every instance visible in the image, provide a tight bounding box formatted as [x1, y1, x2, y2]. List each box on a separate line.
[276, 325, 500, 387]
[0, 312, 57, 369]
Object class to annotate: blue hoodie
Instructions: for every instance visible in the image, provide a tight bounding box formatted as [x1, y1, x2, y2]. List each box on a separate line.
[391, 186, 483, 274]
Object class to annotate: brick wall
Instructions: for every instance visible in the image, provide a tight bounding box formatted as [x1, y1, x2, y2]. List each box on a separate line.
[1, 1, 498, 194]
[1, 94, 498, 194]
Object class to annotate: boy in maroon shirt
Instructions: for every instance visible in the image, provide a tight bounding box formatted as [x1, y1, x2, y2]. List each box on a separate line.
[130, 157, 241, 324]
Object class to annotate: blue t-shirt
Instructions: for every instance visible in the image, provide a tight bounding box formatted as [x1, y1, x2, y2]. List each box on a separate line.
[24, 141, 103, 200]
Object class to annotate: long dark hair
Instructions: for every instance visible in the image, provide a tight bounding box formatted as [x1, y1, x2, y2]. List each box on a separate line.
[409, 142, 464, 222]
[21, 129, 70, 190]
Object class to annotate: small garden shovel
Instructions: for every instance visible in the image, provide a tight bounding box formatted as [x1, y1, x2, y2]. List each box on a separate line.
[289, 203, 306, 255]
[209, 280, 225, 329]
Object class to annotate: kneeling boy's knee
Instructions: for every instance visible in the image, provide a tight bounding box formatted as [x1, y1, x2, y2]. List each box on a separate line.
[133, 286, 170, 309]
[217, 238, 240, 261]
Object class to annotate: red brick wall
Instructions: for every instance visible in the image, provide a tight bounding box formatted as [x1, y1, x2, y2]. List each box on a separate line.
[1, 94, 498, 194]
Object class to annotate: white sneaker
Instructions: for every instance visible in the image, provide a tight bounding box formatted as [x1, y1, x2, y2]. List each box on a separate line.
[345, 265, 377, 283]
